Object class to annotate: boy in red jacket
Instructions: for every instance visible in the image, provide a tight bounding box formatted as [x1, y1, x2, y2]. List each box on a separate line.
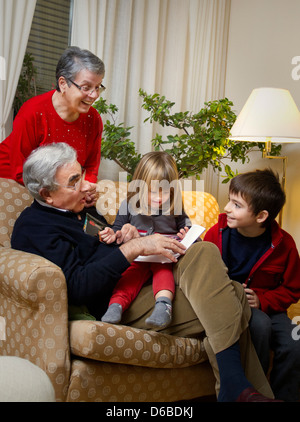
[204, 168, 300, 401]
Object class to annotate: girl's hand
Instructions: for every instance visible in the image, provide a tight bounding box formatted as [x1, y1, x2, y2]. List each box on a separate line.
[177, 226, 190, 240]
[99, 227, 116, 244]
[115, 223, 140, 244]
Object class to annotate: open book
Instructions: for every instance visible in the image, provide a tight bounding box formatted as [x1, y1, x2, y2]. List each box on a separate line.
[134, 224, 205, 263]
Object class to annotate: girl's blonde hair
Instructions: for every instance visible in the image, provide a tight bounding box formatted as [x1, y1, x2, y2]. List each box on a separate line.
[127, 151, 184, 215]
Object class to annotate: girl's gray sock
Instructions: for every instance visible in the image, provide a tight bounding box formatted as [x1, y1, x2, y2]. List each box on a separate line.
[145, 296, 172, 329]
[101, 303, 123, 324]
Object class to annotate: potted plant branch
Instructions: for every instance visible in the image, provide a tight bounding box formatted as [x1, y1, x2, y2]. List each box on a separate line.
[93, 100, 141, 176]
[93, 90, 281, 182]
[13, 53, 37, 117]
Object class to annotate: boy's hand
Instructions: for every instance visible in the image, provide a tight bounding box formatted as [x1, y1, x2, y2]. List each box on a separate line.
[177, 226, 190, 240]
[242, 284, 260, 308]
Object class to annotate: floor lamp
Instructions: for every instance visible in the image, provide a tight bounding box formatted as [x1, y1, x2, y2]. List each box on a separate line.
[228, 87, 300, 226]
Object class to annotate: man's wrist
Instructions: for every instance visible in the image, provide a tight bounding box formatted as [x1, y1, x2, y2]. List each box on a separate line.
[119, 237, 143, 263]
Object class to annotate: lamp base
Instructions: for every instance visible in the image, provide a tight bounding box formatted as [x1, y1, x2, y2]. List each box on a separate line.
[263, 139, 287, 227]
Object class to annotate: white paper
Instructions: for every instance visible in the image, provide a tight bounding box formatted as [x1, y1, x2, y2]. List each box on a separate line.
[134, 224, 205, 263]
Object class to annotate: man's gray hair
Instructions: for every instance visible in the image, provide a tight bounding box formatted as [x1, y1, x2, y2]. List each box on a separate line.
[56, 46, 105, 91]
[23, 143, 77, 201]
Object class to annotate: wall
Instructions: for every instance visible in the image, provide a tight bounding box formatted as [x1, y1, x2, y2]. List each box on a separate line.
[222, 0, 300, 250]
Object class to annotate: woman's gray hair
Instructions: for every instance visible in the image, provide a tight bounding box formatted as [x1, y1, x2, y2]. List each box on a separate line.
[23, 143, 77, 201]
[56, 46, 105, 91]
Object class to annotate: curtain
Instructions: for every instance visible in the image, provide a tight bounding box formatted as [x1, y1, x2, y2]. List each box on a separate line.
[71, 0, 231, 196]
[0, 0, 37, 142]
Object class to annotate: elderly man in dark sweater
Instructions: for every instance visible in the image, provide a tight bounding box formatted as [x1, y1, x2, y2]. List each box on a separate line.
[11, 142, 280, 402]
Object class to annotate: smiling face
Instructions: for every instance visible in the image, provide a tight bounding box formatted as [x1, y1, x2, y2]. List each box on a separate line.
[148, 186, 171, 210]
[224, 192, 268, 237]
[40, 161, 91, 213]
[58, 69, 104, 120]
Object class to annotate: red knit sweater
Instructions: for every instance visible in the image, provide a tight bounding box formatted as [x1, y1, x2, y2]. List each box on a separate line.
[0, 90, 103, 184]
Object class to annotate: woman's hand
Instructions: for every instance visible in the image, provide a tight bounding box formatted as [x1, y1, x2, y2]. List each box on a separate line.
[84, 183, 100, 207]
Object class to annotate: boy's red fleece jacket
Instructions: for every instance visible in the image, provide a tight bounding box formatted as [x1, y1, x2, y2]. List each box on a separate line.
[204, 213, 300, 314]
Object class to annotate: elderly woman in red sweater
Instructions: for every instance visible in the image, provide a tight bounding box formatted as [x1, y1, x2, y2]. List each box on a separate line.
[0, 46, 105, 207]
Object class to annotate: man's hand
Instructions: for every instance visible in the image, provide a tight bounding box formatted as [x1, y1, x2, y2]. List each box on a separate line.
[242, 283, 260, 308]
[119, 233, 186, 264]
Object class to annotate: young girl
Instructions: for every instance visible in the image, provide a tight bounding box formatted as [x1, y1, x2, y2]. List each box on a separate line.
[100, 151, 191, 329]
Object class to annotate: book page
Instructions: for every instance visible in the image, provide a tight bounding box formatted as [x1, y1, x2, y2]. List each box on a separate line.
[134, 224, 205, 263]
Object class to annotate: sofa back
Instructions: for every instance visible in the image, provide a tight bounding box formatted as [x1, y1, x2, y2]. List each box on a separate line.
[0, 178, 33, 248]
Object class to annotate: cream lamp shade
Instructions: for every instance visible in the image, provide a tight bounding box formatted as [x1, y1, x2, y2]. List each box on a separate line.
[228, 87, 300, 227]
[229, 87, 300, 144]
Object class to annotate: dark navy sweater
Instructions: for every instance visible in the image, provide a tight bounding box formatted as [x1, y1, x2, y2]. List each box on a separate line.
[11, 200, 131, 318]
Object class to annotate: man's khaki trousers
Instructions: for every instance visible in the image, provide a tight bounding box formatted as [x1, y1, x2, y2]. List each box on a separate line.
[122, 241, 273, 399]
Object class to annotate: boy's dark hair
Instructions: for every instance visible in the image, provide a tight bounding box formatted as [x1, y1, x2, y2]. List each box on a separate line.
[229, 168, 286, 227]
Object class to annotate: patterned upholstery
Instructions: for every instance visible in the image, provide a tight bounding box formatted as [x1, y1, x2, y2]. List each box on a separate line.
[0, 177, 219, 401]
[69, 320, 206, 367]
[0, 179, 33, 247]
[287, 301, 300, 322]
[67, 358, 215, 402]
[0, 248, 70, 400]
[96, 181, 220, 238]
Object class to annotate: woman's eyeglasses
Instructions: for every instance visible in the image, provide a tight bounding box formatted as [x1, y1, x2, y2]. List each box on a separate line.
[68, 79, 106, 96]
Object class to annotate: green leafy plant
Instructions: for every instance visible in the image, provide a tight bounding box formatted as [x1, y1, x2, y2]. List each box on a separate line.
[93, 98, 141, 178]
[13, 53, 37, 116]
[94, 90, 281, 182]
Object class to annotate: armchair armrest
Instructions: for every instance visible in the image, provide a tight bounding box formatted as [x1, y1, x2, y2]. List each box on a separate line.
[69, 319, 208, 369]
[0, 247, 71, 401]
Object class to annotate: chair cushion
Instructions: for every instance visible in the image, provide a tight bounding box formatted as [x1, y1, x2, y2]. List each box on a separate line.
[182, 191, 219, 235]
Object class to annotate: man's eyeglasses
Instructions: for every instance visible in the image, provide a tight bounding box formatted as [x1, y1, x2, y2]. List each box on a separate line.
[58, 170, 86, 191]
[69, 79, 106, 96]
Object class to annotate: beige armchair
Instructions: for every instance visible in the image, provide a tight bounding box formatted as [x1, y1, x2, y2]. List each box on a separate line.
[0, 177, 223, 401]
